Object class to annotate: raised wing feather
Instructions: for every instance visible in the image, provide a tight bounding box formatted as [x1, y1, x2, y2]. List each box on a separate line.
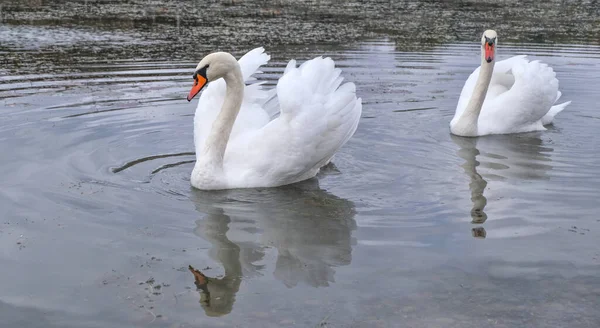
[224, 56, 362, 187]
[478, 59, 561, 134]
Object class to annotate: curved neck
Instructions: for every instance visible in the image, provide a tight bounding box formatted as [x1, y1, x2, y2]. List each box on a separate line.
[200, 67, 244, 167]
[454, 54, 494, 136]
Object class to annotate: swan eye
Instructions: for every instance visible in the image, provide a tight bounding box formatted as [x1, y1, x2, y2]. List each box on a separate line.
[196, 65, 209, 79]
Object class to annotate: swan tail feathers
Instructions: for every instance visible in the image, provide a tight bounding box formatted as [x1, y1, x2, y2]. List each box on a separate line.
[542, 101, 571, 125]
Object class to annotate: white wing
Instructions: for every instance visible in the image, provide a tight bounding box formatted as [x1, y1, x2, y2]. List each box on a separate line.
[224, 56, 362, 187]
[478, 58, 564, 134]
[453, 55, 570, 135]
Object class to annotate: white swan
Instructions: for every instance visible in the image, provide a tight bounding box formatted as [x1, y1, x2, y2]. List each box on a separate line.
[186, 47, 362, 190]
[450, 30, 571, 137]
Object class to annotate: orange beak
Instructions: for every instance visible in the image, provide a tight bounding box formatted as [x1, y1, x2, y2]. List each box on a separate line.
[187, 75, 207, 101]
[485, 43, 495, 63]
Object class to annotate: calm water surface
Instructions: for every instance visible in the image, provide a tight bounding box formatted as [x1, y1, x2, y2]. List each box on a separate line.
[1, 26, 600, 327]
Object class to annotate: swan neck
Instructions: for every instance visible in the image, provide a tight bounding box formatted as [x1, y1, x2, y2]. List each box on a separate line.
[456, 59, 494, 136]
[201, 66, 244, 167]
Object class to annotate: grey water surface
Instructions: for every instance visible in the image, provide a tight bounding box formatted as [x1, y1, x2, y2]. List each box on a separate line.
[1, 1, 600, 327]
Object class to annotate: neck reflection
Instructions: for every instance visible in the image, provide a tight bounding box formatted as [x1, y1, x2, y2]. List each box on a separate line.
[453, 135, 488, 227]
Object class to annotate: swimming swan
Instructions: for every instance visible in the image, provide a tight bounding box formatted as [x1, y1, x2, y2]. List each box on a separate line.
[186, 48, 362, 190]
[450, 30, 570, 137]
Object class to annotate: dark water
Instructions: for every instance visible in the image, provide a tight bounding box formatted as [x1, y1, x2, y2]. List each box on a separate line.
[2, 2, 600, 327]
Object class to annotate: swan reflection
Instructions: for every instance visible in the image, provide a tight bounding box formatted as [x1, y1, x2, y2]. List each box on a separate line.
[188, 177, 356, 316]
[451, 133, 554, 237]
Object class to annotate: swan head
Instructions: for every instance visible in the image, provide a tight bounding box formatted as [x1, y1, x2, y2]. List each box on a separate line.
[187, 52, 239, 101]
[480, 30, 497, 64]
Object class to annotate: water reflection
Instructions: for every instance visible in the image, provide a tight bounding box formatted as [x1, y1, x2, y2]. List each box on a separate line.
[451, 133, 554, 237]
[453, 136, 489, 225]
[188, 178, 356, 316]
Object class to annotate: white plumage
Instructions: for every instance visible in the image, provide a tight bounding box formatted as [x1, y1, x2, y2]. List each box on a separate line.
[451, 30, 570, 137]
[190, 47, 362, 190]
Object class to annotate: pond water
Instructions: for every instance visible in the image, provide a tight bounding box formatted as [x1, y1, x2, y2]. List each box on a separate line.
[1, 16, 600, 328]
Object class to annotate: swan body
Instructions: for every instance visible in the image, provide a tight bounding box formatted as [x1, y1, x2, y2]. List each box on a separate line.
[187, 48, 362, 190]
[450, 30, 570, 137]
